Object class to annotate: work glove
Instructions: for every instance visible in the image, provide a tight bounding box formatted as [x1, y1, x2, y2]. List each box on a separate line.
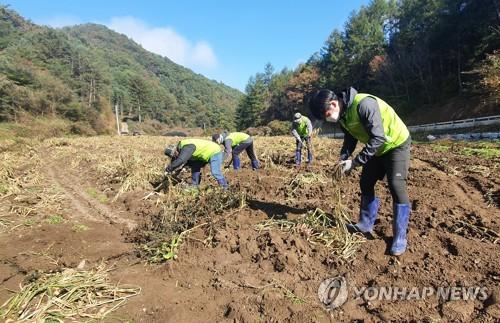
[339, 159, 355, 175]
[164, 166, 173, 176]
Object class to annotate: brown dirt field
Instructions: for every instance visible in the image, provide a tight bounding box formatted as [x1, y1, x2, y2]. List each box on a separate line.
[0, 136, 498, 322]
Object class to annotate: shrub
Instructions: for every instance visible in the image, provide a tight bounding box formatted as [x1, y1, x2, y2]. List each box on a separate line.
[267, 120, 292, 136]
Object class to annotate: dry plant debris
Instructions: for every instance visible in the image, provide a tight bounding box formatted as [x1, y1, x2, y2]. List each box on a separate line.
[0, 265, 141, 322]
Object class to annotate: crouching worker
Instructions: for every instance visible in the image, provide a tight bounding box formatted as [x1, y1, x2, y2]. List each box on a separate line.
[309, 87, 411, 256]
[292, 113, 313, 166]
[212, 132, 260, 170]
[164, 138, 228, 188]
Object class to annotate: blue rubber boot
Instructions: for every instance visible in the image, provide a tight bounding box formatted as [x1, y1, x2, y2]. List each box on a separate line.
[251, 159, 260, 170]
[307, 151, 313, 165]
[232, 156, 241, 170]
[295, 150, 301, 166]
[217, 178, 228, 189]
[191, 170, 201, 186]
[391, 203, 411, 256]
[347, 196, 380, 233]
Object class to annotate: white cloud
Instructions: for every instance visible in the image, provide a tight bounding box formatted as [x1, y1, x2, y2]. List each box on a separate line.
[43, 15, 81, 28]
[107, 16, 217, 69]
[192, 41, 217, 69]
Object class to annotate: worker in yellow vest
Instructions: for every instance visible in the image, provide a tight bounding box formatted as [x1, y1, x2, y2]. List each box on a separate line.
[291, 113, 313, 166]
[164, 138, 228, 188]
[309, 87, 411, 256]
[212, 132, 260, 170]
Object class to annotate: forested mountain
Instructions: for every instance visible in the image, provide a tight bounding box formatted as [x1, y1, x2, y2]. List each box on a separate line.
[0, 6, 242, 133]
[237, 0, 500, 128]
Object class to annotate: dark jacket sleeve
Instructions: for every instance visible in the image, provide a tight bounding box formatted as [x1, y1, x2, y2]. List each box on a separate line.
[224, 139, 233, 160]
[306, 118, 313, 136]
[353, 97, 386, 166]
[166, 144, 195, 171]
[339, 124, 358, 161]
[291, 125, 301, 141]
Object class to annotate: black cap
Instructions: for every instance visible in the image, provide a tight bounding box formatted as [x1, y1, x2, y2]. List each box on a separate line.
[164, 145, 176, 157]
[309, 89, 337, 119]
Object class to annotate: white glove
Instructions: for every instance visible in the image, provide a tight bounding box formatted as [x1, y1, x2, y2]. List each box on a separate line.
[339, 159, 354, 174]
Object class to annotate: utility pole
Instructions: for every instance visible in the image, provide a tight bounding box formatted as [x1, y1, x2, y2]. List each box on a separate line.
[114, 103, 121, 135]
[120, 101, 124, 120]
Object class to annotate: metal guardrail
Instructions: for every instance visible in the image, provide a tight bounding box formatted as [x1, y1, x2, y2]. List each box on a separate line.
[427, 132, 500, 140]
[407, 115, 500, 133]
[320, 115, 500, 138]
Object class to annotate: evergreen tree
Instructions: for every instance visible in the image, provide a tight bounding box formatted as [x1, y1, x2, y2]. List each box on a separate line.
[0, 6, 242, 131]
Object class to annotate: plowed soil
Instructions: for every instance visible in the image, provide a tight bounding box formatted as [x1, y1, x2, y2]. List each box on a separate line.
[0, 136, 498, 322]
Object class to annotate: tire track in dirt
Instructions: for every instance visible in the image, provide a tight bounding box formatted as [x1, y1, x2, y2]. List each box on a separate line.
[42, 154, 136, 230]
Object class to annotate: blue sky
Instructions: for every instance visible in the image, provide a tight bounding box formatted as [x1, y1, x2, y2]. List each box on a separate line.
[4, 0, 369, 92]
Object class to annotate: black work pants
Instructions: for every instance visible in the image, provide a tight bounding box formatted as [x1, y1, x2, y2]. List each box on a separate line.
[360, 137, 411, 204]
[232, 138, 257, 161]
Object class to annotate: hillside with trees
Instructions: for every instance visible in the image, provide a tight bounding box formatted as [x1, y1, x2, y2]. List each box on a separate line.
[237, 0, 500, 129]
[0, 5, 242, 135]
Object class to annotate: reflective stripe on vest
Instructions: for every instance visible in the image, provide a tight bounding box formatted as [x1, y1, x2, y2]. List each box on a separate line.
[226, 132, 250, 147]
[179, 138, 221, 162]
[339, 93, 409, 156]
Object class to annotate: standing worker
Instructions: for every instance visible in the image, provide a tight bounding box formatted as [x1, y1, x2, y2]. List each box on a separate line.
[164, 138, 228, 188]
[291, 112, 313, 166]
[212, 132, 260, 170]
[309, 87, 411, 256]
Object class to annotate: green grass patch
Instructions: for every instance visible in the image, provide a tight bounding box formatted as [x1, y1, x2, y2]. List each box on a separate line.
[430, 144, 451, 152]
[0, 183, 8, 195]
[24, 219, 36, 227]
[72, 223, 89, 232]
[461, 146, 500, 159]
[426, 141, 500, 159]
[460, 142, 500, 159]
[86, 187, 109, 203]
[46, 215, 64, 225]
[143, 235, 181, 263]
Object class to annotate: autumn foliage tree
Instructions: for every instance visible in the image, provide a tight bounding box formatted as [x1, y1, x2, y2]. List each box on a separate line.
[240, 0, 499, 127]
